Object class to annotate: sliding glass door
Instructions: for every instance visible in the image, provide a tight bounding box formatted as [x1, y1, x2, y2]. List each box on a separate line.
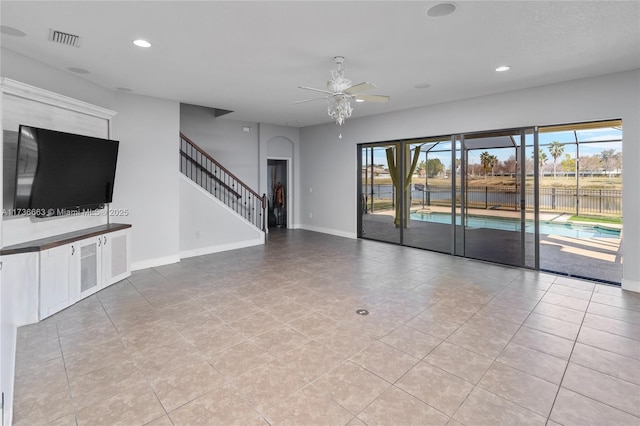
[358, 120, 623, 284]
[360, 143, 402, 244]
[537, 121, 623, 283]
[403, 138, 454, 253]
[461, 130, 532, 268]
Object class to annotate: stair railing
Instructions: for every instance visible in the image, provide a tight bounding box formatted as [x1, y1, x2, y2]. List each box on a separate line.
[180, 133, 266, 231]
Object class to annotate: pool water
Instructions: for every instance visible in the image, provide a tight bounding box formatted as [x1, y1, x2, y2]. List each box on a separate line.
[410, 211, 621, 239]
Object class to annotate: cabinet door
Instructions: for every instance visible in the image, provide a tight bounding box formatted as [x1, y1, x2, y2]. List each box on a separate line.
[102, 229, 131, 287]
[1, 252, 40, 324]
[69, 237, 102, 302]
[40, 244, 72, 319]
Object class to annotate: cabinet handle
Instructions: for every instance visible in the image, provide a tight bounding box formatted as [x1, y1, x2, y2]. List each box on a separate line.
[98, 237, 102, 247]
[103, 236, 107, 245]
[71, 245, 75, 255]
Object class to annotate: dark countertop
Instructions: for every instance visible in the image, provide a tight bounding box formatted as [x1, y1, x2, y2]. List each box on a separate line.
[0, 223, 132, 255]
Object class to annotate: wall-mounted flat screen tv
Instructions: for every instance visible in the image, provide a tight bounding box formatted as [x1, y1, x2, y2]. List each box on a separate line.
[14, 125, 119, 216]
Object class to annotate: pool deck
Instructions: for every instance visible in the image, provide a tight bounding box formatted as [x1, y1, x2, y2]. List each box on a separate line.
[362, 207, 623, 284]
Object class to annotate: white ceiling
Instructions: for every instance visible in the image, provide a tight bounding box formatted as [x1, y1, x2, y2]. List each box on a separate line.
[2, 1, 639, 127]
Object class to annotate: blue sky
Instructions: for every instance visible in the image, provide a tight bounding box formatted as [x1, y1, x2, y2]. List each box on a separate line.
[365, 126, 622, 168]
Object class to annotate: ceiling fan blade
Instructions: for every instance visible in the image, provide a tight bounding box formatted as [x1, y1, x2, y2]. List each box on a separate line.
[354, 94, 390, 103]
[298, 86, 335, 95]
[293, 97, 327, 104]
[345, 82, 376, 95]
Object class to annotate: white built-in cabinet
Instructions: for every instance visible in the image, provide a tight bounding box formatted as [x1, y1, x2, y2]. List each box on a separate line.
[1, 224, 131, 321]
[39, 227, 131, 319]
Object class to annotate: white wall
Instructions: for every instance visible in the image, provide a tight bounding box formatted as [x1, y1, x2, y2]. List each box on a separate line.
[298, 124, 357, 238]
[180, 103, 259, 190]
[179, 175, 263, 257]
[299, 69, 640, 290]
[110, 92, 180, 269]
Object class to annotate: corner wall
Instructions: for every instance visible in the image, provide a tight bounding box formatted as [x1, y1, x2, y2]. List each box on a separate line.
[110, 92, 180, 269]
[180, 104, 260, 189]
[299, 69, 640, 289]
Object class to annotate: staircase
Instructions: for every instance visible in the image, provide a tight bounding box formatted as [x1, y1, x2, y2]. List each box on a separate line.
[179, 133, 266, 231]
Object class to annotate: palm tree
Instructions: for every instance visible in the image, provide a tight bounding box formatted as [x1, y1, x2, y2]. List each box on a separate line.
[536, 149, 548, 177]
[480, 151, 492, 178]
[489, 155, 498, 176]
[548, 141, 564, 179]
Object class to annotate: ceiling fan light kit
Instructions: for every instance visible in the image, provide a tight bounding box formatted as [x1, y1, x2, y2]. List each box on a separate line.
[297, 56, 389, 134]
[327, 57, 353, 126]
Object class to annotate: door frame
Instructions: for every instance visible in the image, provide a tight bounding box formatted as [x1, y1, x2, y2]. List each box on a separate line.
[267, 157, 292, 229]
[459, 129, 533, 268]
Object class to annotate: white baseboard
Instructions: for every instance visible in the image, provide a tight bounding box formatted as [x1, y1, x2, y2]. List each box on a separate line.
[180, 237, 264, 260]
[132, 254, 181, 271]
[622, 278, 640, 293]
[133, 243, 267, 270]
[297, 224, 357, 239]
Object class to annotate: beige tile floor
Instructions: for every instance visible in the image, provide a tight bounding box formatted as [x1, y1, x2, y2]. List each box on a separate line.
[12, 230, 640, 425]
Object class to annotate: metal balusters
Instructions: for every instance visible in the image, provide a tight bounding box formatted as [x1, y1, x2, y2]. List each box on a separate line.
[179, 133, 267, 230]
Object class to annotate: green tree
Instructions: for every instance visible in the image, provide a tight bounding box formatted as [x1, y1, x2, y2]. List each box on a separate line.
[427, 158, 445, 177]
[560, 153, 576, 177]
[548, 141, 565, 179]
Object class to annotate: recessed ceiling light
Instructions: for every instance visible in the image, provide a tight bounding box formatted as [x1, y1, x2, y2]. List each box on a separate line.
[355, 99, 365, 103]
[495, 65, 511, 72]
[133, 39, 151, 48]
[0, 25, 27, 37]
[68, 67, 90, 74]
[414, 83, 431, 89]
[426, 2, 457, 18]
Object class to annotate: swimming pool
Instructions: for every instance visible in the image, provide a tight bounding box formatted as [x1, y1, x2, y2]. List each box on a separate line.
[409, 211, 621, 239]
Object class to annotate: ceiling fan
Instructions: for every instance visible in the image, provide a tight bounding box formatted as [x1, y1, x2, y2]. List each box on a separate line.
[296, 56, 389, 131]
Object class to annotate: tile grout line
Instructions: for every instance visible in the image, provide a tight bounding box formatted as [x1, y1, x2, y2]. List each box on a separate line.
[544, 280, 594, 425]
[448, 274, 561, 424]
[54, 318, 77, 426]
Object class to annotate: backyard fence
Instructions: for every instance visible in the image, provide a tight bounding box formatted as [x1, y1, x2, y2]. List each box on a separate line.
[362, 184, 621, 216]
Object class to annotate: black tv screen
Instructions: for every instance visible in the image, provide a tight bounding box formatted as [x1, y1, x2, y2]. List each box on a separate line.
[14, 125, 119, 216]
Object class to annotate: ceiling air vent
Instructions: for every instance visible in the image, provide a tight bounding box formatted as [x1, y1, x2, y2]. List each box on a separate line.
[48, 29, 81, 47]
